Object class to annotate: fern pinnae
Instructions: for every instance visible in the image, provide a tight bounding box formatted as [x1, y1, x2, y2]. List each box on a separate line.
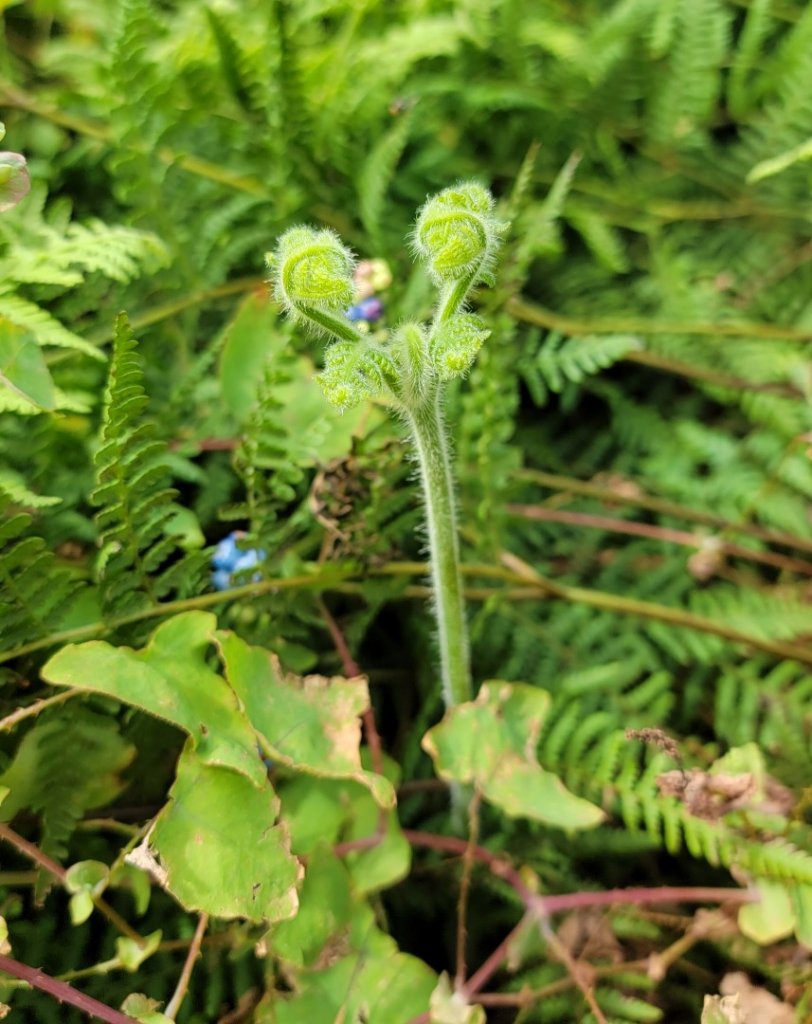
[91, 313, 208, 618]
[0, 505, 83, 652]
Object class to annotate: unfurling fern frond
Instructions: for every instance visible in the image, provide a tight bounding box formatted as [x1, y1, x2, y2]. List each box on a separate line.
[91, 313, 208, 617]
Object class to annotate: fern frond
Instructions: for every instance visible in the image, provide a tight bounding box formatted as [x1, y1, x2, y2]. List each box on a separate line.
[728, 0, 778, 119]
[528, 333, 642, 403]
[0, 219, 168, 288]
[226, 361, 306, 555]
[0, 503, 83, 651]
[646, 0, 731, 147]
[91, 313, 208, 617]
[358, 107, 415, 250]
[0, 294, 104, 360]
[205, 5, 262, 117]
[0, 705, 134, 863]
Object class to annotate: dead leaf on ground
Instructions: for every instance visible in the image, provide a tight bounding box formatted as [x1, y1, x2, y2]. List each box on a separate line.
[702, 994, 746, 1023]
[719, 971, 795, 1024]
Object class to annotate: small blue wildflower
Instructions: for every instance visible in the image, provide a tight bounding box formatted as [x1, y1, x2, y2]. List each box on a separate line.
[211, 568, 232, 591]
[346, 296, 384, 323]
[212, 533, 241, 569]
[211, 531, 266, 591]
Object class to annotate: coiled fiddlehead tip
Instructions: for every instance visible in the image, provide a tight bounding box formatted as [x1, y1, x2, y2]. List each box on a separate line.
[430, 313, 490, 380]
[413, 181, 504, 285]
[317, 341, 399, 411]
[268, 226, 356, 320]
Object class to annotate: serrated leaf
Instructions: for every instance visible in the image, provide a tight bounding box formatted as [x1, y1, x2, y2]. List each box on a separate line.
[149, 742, 301, 922]
[216, 630, 395, 808]
[121, 993, 173, 1024]
[422, 681, 604, 829]
[42, 612, 266, 788]
[0, 319, 55, 410]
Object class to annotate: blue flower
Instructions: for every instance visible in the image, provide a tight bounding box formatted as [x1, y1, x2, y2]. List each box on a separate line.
[346, 296, 384, 323]
[211, 531, 266, 590]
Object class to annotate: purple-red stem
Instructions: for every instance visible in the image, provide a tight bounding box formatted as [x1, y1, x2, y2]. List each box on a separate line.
[0, 953, 136, 1024]
[507, 504, 812, 576]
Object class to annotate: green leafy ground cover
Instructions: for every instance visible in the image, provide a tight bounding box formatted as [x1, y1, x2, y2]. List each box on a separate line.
[1, 0, 812, 1020]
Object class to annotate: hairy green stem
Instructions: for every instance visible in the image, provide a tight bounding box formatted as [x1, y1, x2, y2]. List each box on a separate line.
[292, 301, 360, 343]
[407, 391, 471, 706]
[435, 272, 477, 326]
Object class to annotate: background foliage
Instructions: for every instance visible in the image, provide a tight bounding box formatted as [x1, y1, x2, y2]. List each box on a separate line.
[1, 0, 812, 1020]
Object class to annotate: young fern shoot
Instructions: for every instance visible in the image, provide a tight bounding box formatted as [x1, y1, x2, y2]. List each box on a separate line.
[267, 183, 505, 708]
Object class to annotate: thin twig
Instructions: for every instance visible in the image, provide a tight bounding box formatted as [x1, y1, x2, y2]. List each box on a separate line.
[538, 885, 755, 915]
[0, 824, 145, 945]
[463, 911, 535, 996]
[542, 919, 608, 1024]
[0, 822, 66, 880]
[6, 560, 812, 667]
[216, 989, 261, 1024]
[0, 953, 136, 1024]
[0, 689, 81, 732]
[404, 828, 754, 917]
[506, 293, 812, 343]
[507, 504, 812, 576]
[165, 913, 209, 1020]
[455, 790, 481, 988]
[475, 926, 706, 1007]
[517, 467, 812, 554]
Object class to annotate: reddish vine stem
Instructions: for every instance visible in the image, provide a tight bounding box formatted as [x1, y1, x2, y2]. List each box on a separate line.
[454, 790, 481, 987]
[0, 824, 145, 945]
[507, 503, 812, 577]
[405, 827, 754, 915]
[0, 953, 136, 1024]
[462, 911, 533, 996]
[403, 827, 754, 999]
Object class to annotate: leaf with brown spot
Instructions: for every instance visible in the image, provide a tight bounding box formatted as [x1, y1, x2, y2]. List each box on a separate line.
[216, 630, 395, 809]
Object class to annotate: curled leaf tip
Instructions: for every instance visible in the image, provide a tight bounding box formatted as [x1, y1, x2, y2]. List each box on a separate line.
[413, 180, 504, 285]
[272, 225, 356, 316]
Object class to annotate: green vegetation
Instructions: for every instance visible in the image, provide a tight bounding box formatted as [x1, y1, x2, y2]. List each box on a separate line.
[1, 1, 812, 1021]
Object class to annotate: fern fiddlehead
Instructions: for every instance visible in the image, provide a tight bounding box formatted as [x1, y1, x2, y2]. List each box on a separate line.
[266, 182, 505, 708]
